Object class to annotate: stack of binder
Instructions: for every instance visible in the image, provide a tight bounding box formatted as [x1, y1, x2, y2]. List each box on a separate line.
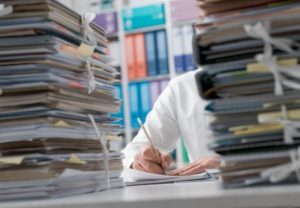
[126, 30, 169, 80]
[194, 0, 300, 188]
[0, 0, 123, 200]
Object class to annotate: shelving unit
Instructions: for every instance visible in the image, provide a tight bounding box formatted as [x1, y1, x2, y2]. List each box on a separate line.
[111, 0, 175, 145]
[164, 0, 176, 78]
[129, 74, 170, 83]
[115, 0, 132, 144]
[172, 18, 199, 27]
[75, 0, 199, 167]
[124, 24, 166, 35]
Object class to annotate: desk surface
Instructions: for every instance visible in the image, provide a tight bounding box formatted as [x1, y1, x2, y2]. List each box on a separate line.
[2, 181, 300, 208]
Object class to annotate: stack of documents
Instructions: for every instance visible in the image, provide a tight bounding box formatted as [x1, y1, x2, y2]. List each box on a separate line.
[194, 0, 300, 188]
[197, 0, 285, 17]
[195, 0, 300, 65]
[0, 0, 123, 200]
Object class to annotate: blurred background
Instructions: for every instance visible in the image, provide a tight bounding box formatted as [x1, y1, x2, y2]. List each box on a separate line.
[58, 0, 199, 167]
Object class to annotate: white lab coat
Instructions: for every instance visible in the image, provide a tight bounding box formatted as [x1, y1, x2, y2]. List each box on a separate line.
[122, 70, 214, 167]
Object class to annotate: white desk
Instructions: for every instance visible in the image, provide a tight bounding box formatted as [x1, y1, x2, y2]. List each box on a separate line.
[2, 181, 300, 208]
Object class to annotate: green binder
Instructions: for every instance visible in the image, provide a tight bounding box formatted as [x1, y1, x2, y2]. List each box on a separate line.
[122, 4, 165, 31]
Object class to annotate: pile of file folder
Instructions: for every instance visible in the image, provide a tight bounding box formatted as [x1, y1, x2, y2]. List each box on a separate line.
[194, 0, 300, 188]
[197, 0, 286, 17]
[0, 0, 123, 200]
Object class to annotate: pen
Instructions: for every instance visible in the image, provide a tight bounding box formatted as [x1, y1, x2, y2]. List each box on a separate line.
[137, 118, 167, 174]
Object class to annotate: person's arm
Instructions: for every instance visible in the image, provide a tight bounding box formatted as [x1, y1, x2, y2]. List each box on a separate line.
[122, 80, 180, 173]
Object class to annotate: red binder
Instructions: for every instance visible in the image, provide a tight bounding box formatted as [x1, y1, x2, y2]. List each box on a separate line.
[125, 35, 136, 80]
[134, 33, 147, 78]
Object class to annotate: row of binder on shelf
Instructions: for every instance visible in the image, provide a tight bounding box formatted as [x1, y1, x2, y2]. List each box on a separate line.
[126, 30, 169, 80]
[173, 25, 197, 73]
[94, 3, 165, 35]
[109, 26, 197, 75]
[114, 80, 169, 128]
[94, 1, 201, 35]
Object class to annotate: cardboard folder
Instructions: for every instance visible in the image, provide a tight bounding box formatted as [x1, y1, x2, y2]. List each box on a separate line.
[134, 34, 147, 78]
[125, 35, 136, 80]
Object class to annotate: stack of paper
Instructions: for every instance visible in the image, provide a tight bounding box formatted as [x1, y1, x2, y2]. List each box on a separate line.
[194, 1, 300, 188]
[195, 0, 300, 65]
[197, 0, 284, 17]
[0, 0, 123, 200]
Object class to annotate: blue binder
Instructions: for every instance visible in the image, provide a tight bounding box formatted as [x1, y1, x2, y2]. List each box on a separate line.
[145, 32, 158, 76]
[155, 30, 169, 75]
[139, 81, 151, 123]
[112, 84, 124, 126]
[129, 83, 140, 129]
[182, 26, 196, 71]
[175, 55, 185, 73]
[184, 54, 196, 71]
[173, 27, 185, 73]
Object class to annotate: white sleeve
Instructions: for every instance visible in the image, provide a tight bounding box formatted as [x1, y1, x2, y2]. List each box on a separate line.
[122, 80, 181, 168]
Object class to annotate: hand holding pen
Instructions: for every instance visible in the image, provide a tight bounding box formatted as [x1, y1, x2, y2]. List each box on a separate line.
[131, 118, 172, 175]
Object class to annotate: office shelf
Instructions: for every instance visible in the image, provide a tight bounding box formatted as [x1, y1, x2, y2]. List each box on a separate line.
[129, 74, 170, 83]
[113, 1, 177, 144]
[110, 0, 197, 167]
[125, 24, 166, 35]
[96, 8, 117, 14]
[172, 18, 200, 27]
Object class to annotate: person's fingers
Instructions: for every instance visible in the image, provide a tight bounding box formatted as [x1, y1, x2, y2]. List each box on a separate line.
[170, 160, 198, 174]
[168, 168, 183, 176]
[170, 164, 203, 176]
[132, 153, 147, 171]
[132, 160, 146, 172]
[160, 152, 172, 169]
[168, 167, 186, 175]
[138, 158, 165, 174]
[179, 165, 206, 176]
[170, 157, 221, 176]
[195, 157, 219, 170]
[133, 152, 165, 174]
[206, 157, 220, 169]
[140, 145, 162, 164]
[168, 163, 195, 176]
[134, 145, 172, 173]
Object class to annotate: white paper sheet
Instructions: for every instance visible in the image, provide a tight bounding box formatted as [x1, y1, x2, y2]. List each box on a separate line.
[121, 168, 212, 186]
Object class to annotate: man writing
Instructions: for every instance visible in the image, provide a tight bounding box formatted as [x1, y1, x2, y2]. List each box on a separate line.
[122, 70, 219, 175]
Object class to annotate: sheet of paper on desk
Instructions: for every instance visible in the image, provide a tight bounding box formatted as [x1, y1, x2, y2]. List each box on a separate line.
[121, 168, 213, 186]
